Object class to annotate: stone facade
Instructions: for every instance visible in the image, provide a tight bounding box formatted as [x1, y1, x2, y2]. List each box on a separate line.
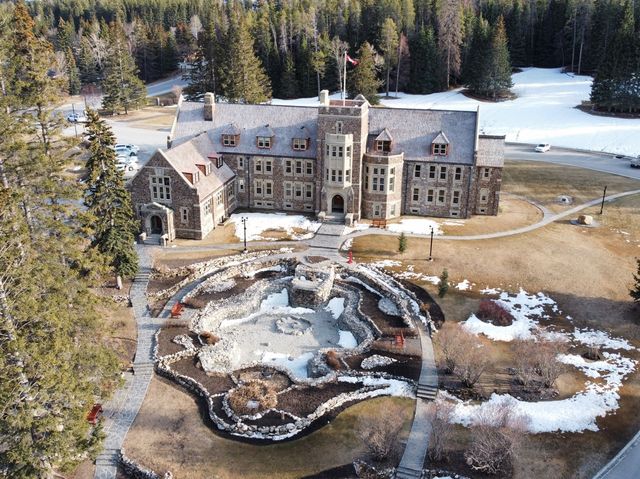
[130, 91, 505, 240]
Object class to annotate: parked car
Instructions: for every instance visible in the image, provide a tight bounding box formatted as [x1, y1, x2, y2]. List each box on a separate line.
[631, 158, 640, 168]
[114, 143, 140, 154]
[66, 111, 88, 123]
[114, 146, 137, 158]
[535, 143, 551, 153]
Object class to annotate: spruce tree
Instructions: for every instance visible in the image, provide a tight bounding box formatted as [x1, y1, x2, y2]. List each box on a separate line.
[84, 110, 139, 281]
[347, 42, 382, 104]
[220, 10, 272, 103]
[398, 232, 407, 253]
[631, 259, 640, 304]
[65, 47, 81, 95]
[279, 53, 300, 99]
[184, 17, 220, 99]
[379, 17, 399, 97]
[101, 22, 146, 115]
[408, 26, 444, 94]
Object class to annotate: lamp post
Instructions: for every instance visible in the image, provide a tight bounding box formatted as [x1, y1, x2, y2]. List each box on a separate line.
[599, 185, 608, 215]
[241, 217, 248, 253]
[428, 226, 434, 261]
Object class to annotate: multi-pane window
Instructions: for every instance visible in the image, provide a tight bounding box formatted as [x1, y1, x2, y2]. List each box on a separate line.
[295, 160, 303, 175]
[439, 166, 447, 180]
[454, 167, 462, 181]
[295, 184, 303, 198]
[364, 167, 369, 189]
[433, 143, 448, 155]
[265, 180, 273, 197]
[238, 157, 244, 169]
[203, 198, 213, 215]
[226, 183, 235, 200]
[335, 121, 343, 133]
[264, 160, 272, 174]
[255, 181, 263, 196]
[257, 136, 271, 149]
[254, 159, 262, 173]
[480, 188, 489, 204]
[305, 184, 313, 200]
[371, 167, 386, 192]
[238, 179, 245, 192]
[216, 190, 223, 204]
[429, 165, 436, 179]
[292, 138, 308, 150]
[222, 135, 237, 146]
[180, 207, 189, 223]
[452, 190, 461, 205]
[375, 140, 391, 152]
[427, 189, 435, 203]
[437, 189, 446, 205]
[414, 164, 421, 178]
[413, 188, 420, 202]
[483, 168, 490, 179]
[305, 161, 314, 176]
[284, 182, 293, 199]
[150, 176, 171, 202]
[345, 169, 351, 182]
[285, 160, 292, 175]
[325, 168, 329, 181]
[389, 167, 395, 192]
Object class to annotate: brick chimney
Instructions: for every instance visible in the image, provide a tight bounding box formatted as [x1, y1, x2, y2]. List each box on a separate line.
[319, 89, 329, 106]
[204, 92, 215, 121]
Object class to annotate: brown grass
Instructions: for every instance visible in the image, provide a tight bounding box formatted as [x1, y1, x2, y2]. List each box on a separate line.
[228, 380, 278, 415]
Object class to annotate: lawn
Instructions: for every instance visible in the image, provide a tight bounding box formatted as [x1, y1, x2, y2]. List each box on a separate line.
[123, 377, 415, 479]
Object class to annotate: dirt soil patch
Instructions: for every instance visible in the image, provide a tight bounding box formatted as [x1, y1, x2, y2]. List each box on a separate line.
[276, 382, 363, 417]
[124, 377, 414, 479]
[169, 356, 236, 396]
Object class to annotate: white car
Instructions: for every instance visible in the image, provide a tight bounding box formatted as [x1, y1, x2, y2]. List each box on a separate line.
[67, 111, 88, 123]
[535, 143, 551, 153]
[114, 143, 140, 154]
[114, 146, 137, 157]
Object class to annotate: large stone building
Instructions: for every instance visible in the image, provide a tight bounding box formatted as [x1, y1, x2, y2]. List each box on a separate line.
[130, 91, 505, 240]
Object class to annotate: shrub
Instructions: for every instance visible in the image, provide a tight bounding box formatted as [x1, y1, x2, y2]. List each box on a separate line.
[398, 232, 407, 253]
[435, 322, 488, 388]
[533, 338, 567, 388]
[427, 400, 455, 461]
[325, 350, 342, 370]
[227, 380, 278, 415]
[199, 331, 220, 345]
[357, 402, 405, 462]
[438, 269, 449, 298]
[477, 300, 514, 326]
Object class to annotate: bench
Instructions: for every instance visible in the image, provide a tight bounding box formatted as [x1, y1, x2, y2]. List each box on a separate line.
[170, 302, 184, 318]
[372, 219, 387, 229]
[87, 403, 103, 425]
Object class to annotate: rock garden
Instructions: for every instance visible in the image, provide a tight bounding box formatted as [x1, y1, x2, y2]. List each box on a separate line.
[150, 251, 426, 441]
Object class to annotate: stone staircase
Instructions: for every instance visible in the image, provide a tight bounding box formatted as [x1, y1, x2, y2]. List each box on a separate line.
[416, 383, 438, 401]
[307, 221, 347, 251]
[133, 268, 152, 284]
[395, 465, 423, 479]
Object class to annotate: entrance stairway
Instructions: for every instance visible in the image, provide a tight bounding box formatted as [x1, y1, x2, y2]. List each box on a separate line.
[308, 220, 346, 251]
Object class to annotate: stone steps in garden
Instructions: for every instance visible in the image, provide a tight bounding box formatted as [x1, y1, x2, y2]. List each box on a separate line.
[95, 449, 120, 467]
[133, 270, 151, 283]
[395, 465, 423, 479]
[416, 384, 437, 401]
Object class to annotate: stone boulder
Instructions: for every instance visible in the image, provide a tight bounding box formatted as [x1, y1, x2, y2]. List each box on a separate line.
[577, 215, 593, 225]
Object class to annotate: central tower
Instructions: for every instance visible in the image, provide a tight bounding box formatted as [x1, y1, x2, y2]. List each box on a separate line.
[317, 91, 369, 225]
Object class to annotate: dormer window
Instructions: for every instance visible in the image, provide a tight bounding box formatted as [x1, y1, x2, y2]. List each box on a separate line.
[216, 156, 223, 168]
[375, 140, 391, 152]
[433, 143, 448, 156]
[222, 134, 237, 147]
[335, 121, 343, 134]
[257, 136, 271, 149]
[292, 138, 308, 151]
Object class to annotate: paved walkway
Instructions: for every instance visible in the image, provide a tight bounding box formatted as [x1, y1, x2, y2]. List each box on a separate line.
[593, 428, 640, 479]
[94, 246, 157, 479]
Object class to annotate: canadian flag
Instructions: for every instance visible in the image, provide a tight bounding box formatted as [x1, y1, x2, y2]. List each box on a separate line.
[346, 54, 359, 66]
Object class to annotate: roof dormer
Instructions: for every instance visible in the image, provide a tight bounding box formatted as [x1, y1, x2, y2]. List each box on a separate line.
[183, 170, 200, 185]
[431, 131, 450, 156]
[374, 128, 393, 153]
[292, 126, 311, 151]
[256, 124, 275, 149]
[221, 123, 241, 147]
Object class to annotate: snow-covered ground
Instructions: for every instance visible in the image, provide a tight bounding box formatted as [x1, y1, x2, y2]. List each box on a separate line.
[387, 218, 444, 235]
[274, 68, 640, 155]
[229, 212, 321, 241]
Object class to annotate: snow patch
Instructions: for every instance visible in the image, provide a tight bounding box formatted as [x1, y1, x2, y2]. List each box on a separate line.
[325, 297, 345, 319]
[387, 219, 443, 236]
[572, 328, 636, 351]
[338, 330, 358, 349]
[455, 280, 472, 291]
[230, 213, 321, 241]
[259, 351, 314, 379]
[361, 355, 398, 369]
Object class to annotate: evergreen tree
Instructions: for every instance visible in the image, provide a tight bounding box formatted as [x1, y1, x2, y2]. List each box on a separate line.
[279, 53, 300, 99]
[347, 42, 381, 104]
[184, 17, 220, 99]
[83, 110, 139, 281]
[220, 10, 272, 103]
[65, 47, 81, 95]
[398, 232, 407, 253]
[101, 22, 146, 114]
[379, 17, 399, 97]
[438, 269, 449, 298]
[408, 26, 444, 94]
[437, 0, 463, 88]
[78, 35, 100, 85]
[631, 259, 640, 304]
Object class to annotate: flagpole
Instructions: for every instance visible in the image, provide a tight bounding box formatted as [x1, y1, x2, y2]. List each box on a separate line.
[343, 51, 347, 106]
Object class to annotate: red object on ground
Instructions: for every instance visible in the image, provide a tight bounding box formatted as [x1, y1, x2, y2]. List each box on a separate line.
[395, 332, 405, 348]
[171, 302, 184, 318]
[348, 250, 353, 264]
[87, 403, 103, 425]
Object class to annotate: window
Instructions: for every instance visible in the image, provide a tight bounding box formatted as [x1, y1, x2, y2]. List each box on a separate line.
[216, 156, 223, 168]
[452, 190, 461, 205]
[345, 169, 351, 182]
[454, 167, 462, 181]
[429, 165, 436, 179]
[331, 169, 337, 182]
[483, 168, 490, 179]
[257, 136, 271, 149]
[255, 180, 263, 196]
[265, 180, 273, 197]
[305, 183, 313, 199]
[325, 168, 329, 181]
[389, 167, 395, 192]
[264, 160, 272, 174]
[427, 189, 434, 203]
[433, 143, 448, 155]
[254, 159, 262, 173]
[284, 182, 293, 199]
[479, 188, 489, 204]
[373, 203, 381, 217]
[150, 176, 171, 202]
[216, 190, 223, 205]
[370, 166, 386, 193]
[439, 166, 447, 180]
[390, 204, 396, 216]
[222, 134, 237, 146]
[238, 157, 244, 169]
[295, 183, 303, 198]
[180, 207, 189, 223]
[346, 146, 351, 158]
[414, 164, 421, 178]
[238, 179, 245, 192]
[226, 182, 235, 200]
[285, 160, 292, 175]
[413, 188, 420, 202]
[375, 140, 391, 152]
[437, 189, 446, 205]
[292, 138, 308, 150]
[295, 160, 303, 175]
[335, 121, 343, 133]
[305, 161, 313, 176]
[203, 197, 213, 215]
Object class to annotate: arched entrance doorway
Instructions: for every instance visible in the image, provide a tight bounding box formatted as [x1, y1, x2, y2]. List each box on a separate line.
[150, 215, 163, 234]
[331, 195, 344, 214]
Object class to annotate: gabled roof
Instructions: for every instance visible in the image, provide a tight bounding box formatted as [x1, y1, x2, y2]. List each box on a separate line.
[432, 131, 450, 144]
[173, 102, 318, 159]
[221, 123, 241, 135]
[476, 135, 506, 167]
[375, 128, 393, 142]
[255, 124, 275, 137]
[161, 133, 234, 197]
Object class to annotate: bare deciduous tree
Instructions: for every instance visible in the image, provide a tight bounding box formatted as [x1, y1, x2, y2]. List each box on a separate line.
[436, 322, 489, 388]
[357, 402, 405, 462]
[465, 402, 529, 475]
[534, 338, 567, 388]
[437, 0, 463, 89]
[512, 339, 538, 388]
[427, 400, 455, 461]
[434, 321, 466, 373]
[328, 36, 349, 93]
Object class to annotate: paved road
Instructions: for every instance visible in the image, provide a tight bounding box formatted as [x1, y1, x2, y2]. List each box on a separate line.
[146, 73, 188, 98]
[593, 429, 640, 479]
[505, 143, 640, 180]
